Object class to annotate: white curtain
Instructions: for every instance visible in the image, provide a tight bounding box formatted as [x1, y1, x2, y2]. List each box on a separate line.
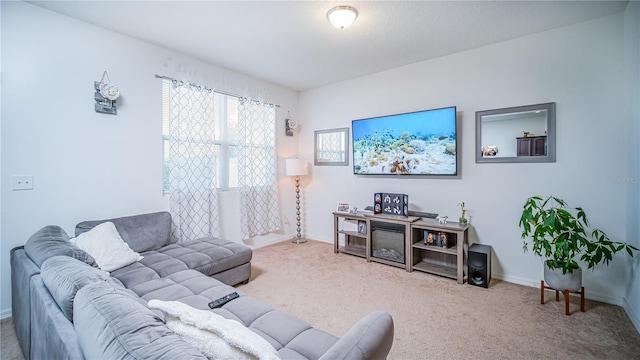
[167, 80, 221, 242]
[237, 99, 281, 240]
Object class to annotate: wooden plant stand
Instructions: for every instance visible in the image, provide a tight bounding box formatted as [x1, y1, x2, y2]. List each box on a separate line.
[540, 280, 585, 316]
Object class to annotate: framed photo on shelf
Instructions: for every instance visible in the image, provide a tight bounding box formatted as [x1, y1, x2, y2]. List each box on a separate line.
[336, 202, 351, 213]
[357, 220, 367, 235]
[424, 231, 436, 246]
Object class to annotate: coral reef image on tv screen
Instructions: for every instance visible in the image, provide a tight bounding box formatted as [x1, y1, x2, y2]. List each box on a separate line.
[352, 106, 457, 175]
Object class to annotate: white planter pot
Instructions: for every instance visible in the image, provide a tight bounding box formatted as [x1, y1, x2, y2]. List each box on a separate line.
[544, 266, 582, 292]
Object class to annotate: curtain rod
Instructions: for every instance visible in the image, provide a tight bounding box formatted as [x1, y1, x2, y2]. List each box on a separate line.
[154, 74, 280, 108]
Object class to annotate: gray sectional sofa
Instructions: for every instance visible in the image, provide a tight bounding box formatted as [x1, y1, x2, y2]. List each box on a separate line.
[11, 211, 394, 360]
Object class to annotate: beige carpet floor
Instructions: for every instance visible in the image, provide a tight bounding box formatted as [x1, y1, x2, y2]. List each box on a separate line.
[238, 240, 640, 360]
[1, 317, 23, 360]
[2, 240, 639, 359]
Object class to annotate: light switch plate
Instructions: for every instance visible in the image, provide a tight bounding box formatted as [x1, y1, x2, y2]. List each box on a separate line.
[12, 175, 34, 190]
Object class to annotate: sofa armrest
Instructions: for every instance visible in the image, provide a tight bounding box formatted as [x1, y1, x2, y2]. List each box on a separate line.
[319, 311, 394, 360]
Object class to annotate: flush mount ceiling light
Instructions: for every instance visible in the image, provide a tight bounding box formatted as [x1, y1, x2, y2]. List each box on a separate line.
[327, 6, 358, 29]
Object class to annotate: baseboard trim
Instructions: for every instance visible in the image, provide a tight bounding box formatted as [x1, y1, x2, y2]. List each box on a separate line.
[243, 233, 293, 249]
[306, 234, 332, 244]
[492, 273, 540, 289]
[492, 272, 624, 306]
[1, 308, 12, 320]
[622, 298, 640, 334]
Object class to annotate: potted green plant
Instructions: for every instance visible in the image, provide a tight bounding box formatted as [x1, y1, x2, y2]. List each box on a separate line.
[518, 195, 638, 291]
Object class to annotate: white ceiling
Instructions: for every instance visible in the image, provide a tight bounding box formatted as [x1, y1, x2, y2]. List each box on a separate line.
[30, 0, 629, 91]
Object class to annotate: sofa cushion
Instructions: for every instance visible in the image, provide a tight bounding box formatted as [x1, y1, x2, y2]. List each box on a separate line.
[73, 281, 207, 360]
[107, 237, 252, 289]
[75, 211, 171, 253]
[41, 256, 120, 321]
[24, 225, 97, 268]
[153, 237, 252, 276]
[122, 269, 232, 307]
[70, 221, 143, 272]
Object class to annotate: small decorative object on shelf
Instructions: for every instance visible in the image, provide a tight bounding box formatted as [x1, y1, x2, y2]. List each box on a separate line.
[357, 220, 367, 235]
[336, 202, 351, 213]
[458, 201, 468, 225]
[437, 216, 448, 224]
[374, 192, 408, 216]
[481, 145, 498, 157]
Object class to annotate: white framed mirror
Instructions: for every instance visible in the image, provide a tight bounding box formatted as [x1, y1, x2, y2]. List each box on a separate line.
[476, 102, 556, 163]
[314, 128, 349, 166]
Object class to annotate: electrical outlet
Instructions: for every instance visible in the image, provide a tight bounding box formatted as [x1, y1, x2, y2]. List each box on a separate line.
[12, 175, 34, 190]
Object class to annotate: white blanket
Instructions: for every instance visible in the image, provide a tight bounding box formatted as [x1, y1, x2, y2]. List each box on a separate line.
[148, 299, 281, 360]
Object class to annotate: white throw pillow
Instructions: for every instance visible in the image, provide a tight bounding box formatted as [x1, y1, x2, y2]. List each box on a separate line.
[70, 221, 143, 272]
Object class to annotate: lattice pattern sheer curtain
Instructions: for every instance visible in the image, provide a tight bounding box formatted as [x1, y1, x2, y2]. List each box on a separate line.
[166, 80, 221, 242]
[237, 100, 281, 240]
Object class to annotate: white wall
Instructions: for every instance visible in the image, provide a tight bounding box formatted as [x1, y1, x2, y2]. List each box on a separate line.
[300, 13, 635, 309]
[0, 1, 300, 317]
[624, 0, 640, 333]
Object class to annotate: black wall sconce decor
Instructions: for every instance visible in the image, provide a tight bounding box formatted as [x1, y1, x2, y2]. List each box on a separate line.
[285, 111, 297, 136]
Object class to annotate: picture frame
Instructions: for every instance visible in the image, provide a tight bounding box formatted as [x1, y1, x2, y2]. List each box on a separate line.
[440, 232, 448, 248]
[357, 220, 367, 235]
[336, 202, 351, 213]
[424, 231, 436, 246]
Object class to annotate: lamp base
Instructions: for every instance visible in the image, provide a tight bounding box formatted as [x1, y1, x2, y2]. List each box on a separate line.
[291, 237, 307, 244]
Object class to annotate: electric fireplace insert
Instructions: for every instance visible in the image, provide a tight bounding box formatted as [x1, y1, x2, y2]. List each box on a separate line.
[370, 220, 406, 264]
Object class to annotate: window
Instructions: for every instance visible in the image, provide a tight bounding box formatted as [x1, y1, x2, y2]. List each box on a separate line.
[162, 81, 239, 193]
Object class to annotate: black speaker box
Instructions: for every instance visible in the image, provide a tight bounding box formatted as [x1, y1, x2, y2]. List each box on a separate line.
[468, 244, 492, 288]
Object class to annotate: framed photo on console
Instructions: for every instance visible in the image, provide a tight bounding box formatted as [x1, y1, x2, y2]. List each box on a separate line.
[357, 220, 367, 235]
[336, 202, 351, 213]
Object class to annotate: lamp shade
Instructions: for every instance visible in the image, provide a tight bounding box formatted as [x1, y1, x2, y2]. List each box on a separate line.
[327, 6, 358, 29]
[286, 159, 308, 176]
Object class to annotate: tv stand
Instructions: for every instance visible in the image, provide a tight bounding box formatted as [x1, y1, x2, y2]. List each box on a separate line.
[333, 212, 469, 284]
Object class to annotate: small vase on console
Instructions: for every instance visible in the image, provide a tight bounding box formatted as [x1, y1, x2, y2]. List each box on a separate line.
[458, 202, 468, 225]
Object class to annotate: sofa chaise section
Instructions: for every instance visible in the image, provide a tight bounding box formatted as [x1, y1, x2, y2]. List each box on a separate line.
[75, 212, 252, 286]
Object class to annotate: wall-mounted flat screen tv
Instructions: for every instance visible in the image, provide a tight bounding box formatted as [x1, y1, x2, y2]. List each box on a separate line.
[352, 106, 457, 176]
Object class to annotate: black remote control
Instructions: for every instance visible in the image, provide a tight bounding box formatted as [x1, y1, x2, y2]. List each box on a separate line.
[208, 292, 240, 309]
